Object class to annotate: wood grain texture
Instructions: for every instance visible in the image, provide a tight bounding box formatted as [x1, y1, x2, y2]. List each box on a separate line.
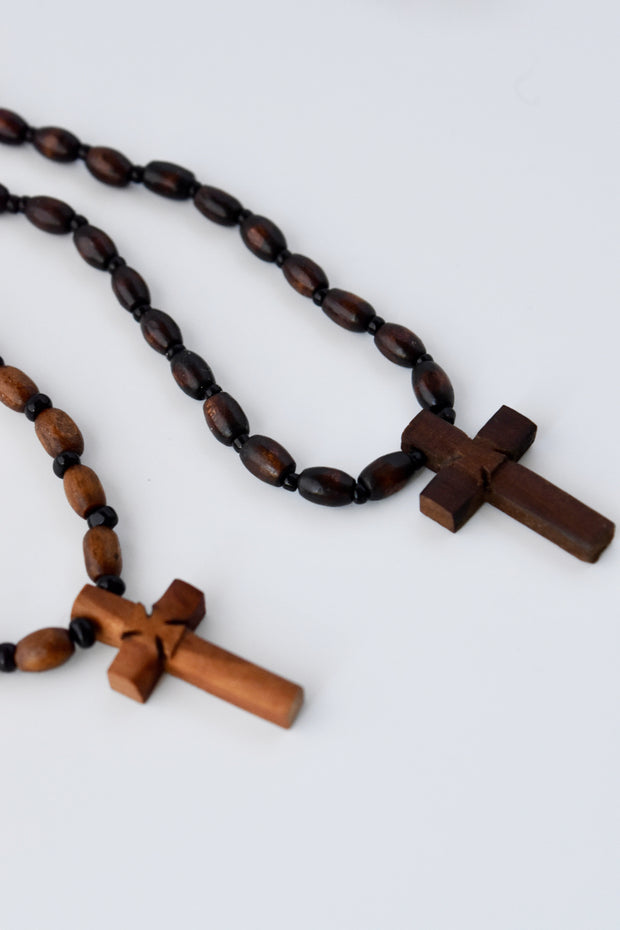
[35, 407, 84, 457]
[63, 465, 106, 517]
[15, 628, 75, 671]
[83, 526, 122, 581]
[0, 366, 38, 412]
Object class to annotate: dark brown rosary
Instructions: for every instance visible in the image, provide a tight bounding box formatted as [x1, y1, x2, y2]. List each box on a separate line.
[0, 108, 614, 721]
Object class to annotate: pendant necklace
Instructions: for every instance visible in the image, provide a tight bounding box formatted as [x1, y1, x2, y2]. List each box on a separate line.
[0, 108, 614, 724]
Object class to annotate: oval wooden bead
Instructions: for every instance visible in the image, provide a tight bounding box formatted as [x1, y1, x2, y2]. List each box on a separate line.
[358, 451, 419, 501]
[24, 196, 75, 234]
[34, 407, 84, 457]
[375, 323, 426, 368]
[170, 349, 214, 399]
[0, 108, 28, 145]
[0, 366, 38, 412]
[86, 146, 133, 187]
[203, 391, 249, 445]
[297, 467, 356, 507]
[240, 435, 296, 486]
[74, 224, 118, 270]
[321, 289, 376, 332]
[32, 126, 80, 162]
[64, 465, 106, 517]
[412, 360, 455, 411]
[282, 254, 329, 297]
[143, 161, 195, 199]
[240, 215, 287, 262]
[111, 265, 150, 311]
[194, 185, 242, 226]
[140, 309, 183, 354]
[83, 526, 122, 581]
[15, 628, 75, 672]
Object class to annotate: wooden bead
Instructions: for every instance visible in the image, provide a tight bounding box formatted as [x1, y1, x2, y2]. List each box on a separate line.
[240, 435, 296, 486]
[203, 391, 249, 445]
[111, 265, 150, 311]
[170, 350, 214, 399]
[32, 126, 80, 162]
[24, 196, 74, 234]
[34, 407, 84, 457]
[358, 451, 419, 500]
[413, 360, 455, 411]
[143, 161, 195, 199]
[0, 108, 28, 145]
[140, 309, 183, 354]
[83, 526, 122, 581]
[15, 628, 75, 672]
[282, 254, 329, 297]
[86, 146, 133, 187]
[193, 185, 242, 226]
[0, 366, 38, 412]
[375, 323, 426, 367]
[240, 215, 287, 262]
[321, 289, 376, 332]
[64, 465, 106, 517]
[73, 224, 118, 270]
[297, 467, 356, 506]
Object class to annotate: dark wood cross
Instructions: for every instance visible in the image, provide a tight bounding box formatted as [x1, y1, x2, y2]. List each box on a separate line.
[71, 580, 304, 728]
[401, 405, 614, 562]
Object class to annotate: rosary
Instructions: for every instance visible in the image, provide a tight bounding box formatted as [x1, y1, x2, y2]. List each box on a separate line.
[0, 108, 614, 727]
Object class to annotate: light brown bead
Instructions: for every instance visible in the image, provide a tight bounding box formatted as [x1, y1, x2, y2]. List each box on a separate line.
[34, 407, 84, 457]
[0, 366, 38, 412]
[15, 628, 75, 672]
[64, 465, 106, 517]
[83, 526, 122, 581]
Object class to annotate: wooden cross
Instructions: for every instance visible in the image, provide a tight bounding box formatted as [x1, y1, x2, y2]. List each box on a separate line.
[401, 405, 614, 562]
[71, 580, 304, 728]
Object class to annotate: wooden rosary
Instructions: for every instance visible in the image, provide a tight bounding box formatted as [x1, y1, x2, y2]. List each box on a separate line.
[0, 108, 614, 725]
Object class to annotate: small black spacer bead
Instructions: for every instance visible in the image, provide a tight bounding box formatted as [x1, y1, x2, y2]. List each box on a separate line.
[130, 165, 144, 183]
[237, 208, 252, 224]
[70, 214, 89, 231]
[0, 643, 17, 672]
[436, 406, 456, 424]
[24, 126, 35, 143]
[407, 448, 426, 470]
[132, 303, 150, 322]
[416, 353, 434, 365]
[204, 383, 222, 399]
[53, 450, 81, 478]
[96, 575, 126, 596]
[353, 483, 370, 504]
[188, 181, 201, 197]
[77, 144, 90, 160]
[17, 196, 29, 213]
[275, 249, 291, 268]
[68, 617, 97, 649]
[232, 433, 249, 453]
[0, 357, 4, 367]
[25, 392, 52, 422]
[312, 288, 328, 306]
[107, 255, 126, 274]
[165, 342, 185, 361]
[6, 194, 21, 214]
[282, 472, 299, 492]
[366, 316, 385, 335]
[87, 505, 119, 529]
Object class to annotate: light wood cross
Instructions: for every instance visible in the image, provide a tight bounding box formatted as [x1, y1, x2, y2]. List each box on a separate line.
[401, 405, 614, 562]
[71, 580, 304, 728]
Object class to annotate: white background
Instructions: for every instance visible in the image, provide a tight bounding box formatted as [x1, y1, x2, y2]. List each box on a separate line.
[0, 2, 618, 928]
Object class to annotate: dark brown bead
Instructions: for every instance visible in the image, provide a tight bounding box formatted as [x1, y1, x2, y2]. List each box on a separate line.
[83, 526, 122, 581]
[111, 265, 150, 311]
[170, 349, 214, 399]
[357, 451, 420, 501]
[321, 289, 376, 332]
[282, 254, 329, 298]
[203, 391, 250, 445]
[74, 224, 118, 270]
[32, 126, 81, 162]
[240, 215, 287, 262]
[194, 185, 242, 226]
[297, 467, 356, 507]
[0, 366, 38, 412]
[140, 309, 182, 354]
[35, 408, 84, 457]
[15, 628, 75, 672]
[240, 435, 296, 486]
[24, 196, 75, 234]
[0, 109, 28, 145]
[143, 161, 195, 199]
[64, 465, 106, 517]
[413, 360, 455, 411]
[85, 146, 133, 187]
[374, 323, 426, 368]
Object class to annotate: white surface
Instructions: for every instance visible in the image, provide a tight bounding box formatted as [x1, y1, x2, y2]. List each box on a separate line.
[0, 2, 618, 928]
